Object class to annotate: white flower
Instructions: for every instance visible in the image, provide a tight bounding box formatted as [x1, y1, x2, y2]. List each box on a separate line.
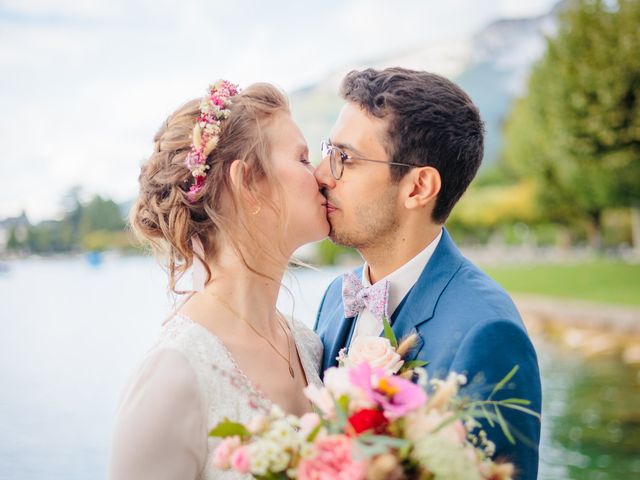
[323, 366, 353, 397]
[345, 336, 404, 375]
[300, 442, 316, 459]
[303, 384, 335, 417]
[248, 438, 291, 474]
[298, 412, 321, 440]
[269, 405, 285, 419]
[247, 414, 269, 434]
[264, 419, 298, 450]
[411, 433, 482, 480]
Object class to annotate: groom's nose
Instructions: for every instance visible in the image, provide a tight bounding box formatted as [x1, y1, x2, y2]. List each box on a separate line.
[314, 155, 336, 190]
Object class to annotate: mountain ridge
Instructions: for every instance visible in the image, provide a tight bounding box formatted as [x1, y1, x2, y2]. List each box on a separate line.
[291, 3, 561, 167]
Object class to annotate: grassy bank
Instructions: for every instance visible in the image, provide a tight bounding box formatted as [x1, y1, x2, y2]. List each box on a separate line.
[483, 261, 640, 306]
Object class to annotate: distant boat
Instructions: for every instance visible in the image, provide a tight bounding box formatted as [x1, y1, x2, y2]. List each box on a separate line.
[86, 251, 103, 267]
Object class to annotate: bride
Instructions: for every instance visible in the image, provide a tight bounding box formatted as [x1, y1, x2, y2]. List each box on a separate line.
[108, 81, 329, 479]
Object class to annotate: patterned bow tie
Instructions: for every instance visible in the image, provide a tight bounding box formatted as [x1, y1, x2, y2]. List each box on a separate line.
[342, 271, 390, 320]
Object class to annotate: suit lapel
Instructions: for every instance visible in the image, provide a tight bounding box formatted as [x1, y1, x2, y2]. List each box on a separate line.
[390, 228, 464, 361]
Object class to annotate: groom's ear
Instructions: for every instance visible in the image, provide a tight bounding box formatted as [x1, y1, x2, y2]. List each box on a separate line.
[402, 166, 441, 210]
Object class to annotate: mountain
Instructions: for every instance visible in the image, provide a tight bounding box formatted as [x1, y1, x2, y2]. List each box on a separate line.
[290, 4, 560, 169]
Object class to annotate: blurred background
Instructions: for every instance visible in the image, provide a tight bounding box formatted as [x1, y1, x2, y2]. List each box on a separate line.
[1, 0, 639, 479]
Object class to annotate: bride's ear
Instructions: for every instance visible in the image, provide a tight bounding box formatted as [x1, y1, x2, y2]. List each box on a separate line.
[229, 159, 247, 191]
[229, 159, 261, 209]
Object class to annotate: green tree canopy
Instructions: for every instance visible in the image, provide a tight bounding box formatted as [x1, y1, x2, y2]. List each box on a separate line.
[502, 0, 640, 245]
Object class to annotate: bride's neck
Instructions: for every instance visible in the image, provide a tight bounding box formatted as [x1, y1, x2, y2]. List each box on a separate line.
[202, 241, 287, 331]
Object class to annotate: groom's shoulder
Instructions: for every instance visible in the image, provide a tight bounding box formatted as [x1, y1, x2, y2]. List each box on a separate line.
[440, 256, 521, 323]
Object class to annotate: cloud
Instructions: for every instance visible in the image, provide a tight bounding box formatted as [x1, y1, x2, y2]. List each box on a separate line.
[0, 0, 558, 221]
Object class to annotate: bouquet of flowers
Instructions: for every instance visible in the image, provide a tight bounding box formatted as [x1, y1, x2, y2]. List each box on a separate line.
[210, 319, 538, 479]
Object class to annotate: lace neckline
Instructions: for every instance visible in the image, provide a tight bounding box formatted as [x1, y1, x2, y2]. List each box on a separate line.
[171, 312, 315, 410]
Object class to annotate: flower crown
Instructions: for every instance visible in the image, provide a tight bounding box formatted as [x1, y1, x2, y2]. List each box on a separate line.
[185, 80, 240, 201]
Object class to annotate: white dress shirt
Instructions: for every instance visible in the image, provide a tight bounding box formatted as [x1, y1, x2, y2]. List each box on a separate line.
[349, 229, 443, 345]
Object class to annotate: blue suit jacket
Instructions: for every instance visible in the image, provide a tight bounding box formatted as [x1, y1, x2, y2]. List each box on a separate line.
[314, 228, 542, 480]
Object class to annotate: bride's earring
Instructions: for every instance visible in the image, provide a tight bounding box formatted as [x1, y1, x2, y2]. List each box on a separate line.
[251, 203, 262, 215]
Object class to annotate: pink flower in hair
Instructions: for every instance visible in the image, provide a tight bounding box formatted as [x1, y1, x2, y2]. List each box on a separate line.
[184, 79, 240, 201]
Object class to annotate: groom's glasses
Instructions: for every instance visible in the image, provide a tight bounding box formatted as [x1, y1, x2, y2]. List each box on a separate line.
[321, 140, 414, 180]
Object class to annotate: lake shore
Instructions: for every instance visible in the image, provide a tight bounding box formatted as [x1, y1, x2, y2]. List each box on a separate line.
[515, 295, 640, 366]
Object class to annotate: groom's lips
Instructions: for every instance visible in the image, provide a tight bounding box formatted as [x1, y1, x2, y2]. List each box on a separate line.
[325, 201, 338, 214]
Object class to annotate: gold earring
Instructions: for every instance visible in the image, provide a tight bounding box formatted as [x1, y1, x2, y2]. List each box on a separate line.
[251, 203, 262, 215]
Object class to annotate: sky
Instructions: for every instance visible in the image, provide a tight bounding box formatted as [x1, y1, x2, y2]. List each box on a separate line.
[0, 0, 557, 222]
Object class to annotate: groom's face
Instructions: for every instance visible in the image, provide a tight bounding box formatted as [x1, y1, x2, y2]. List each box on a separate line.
[314, 102, 401, 249]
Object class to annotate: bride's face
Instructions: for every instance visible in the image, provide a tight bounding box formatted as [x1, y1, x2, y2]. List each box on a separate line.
[265, 113, 329, 251]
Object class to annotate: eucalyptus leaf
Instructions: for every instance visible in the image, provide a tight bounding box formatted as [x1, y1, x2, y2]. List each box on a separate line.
[209, 418, 250, 439]
[382, 316, 398, 348]
[489, 365, 520, 400]
[403, 360, 429, 370]
[495, 406, 516, 445]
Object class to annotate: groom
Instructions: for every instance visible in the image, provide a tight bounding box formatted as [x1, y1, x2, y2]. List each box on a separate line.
[314, 68, 541, 479]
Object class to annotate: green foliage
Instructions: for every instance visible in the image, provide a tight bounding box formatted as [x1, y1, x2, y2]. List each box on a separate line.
[382, 316, 398, 348]
[9, 190, 132, 254]
[450, 180, 541, 229]
[6, 227, 21, 251]
[402, 359, 429, 370]
[208, 418, 250, 439]
[315, 238, 357, 265]
[483, 261, 640, 306]
[78, 195, 126, 235]
[501, 0, 640, 244]
[81, 230, 135, 252]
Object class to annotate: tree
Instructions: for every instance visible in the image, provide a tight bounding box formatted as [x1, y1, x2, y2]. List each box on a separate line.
[502, 0, 640, 248]
[6, 227, 21, 251]
[78, 195, 126, 235]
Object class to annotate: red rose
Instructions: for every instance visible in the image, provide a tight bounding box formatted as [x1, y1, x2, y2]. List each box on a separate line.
[347, 408, 389, 435]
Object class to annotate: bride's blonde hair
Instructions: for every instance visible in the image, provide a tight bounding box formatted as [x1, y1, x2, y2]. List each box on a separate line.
[130, 83, 290, 295]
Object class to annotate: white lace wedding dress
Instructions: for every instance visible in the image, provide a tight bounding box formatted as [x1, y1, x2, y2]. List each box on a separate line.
[108, 313, 323, 480]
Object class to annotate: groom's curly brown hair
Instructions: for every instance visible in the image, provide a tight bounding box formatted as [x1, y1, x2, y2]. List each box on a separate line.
[340, 67, 485, 224]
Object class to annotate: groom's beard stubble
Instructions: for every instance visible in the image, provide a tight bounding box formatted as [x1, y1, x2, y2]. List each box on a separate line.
[325, 186, 399, 251]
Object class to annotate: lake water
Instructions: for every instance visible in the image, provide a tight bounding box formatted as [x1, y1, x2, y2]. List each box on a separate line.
[0, 256, 638, 479]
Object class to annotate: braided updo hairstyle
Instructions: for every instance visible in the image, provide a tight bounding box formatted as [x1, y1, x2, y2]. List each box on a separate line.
[130, 83, 290, 295]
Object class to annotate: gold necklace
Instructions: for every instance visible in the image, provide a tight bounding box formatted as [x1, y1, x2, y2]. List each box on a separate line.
[207, 292, 295, 378]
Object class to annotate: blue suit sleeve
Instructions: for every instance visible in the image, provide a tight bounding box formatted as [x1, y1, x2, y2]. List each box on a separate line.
[450, 320, 541, 480]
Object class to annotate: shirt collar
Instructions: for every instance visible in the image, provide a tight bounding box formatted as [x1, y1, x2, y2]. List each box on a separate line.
[362, 229, 443, 317]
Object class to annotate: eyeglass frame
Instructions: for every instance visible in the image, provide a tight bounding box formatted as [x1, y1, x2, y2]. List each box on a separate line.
[320, 139, 415, 180]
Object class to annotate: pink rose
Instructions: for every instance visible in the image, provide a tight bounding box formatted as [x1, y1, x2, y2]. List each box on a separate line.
[346, 336, 404, 375]
[297, 435, 367, 480]
[229, 446, 251, 474]
[212, 436, 241, 469]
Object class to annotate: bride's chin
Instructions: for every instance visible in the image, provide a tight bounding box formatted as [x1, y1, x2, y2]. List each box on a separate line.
[314, 217, 331, 240]
[303, 220, 331, 244]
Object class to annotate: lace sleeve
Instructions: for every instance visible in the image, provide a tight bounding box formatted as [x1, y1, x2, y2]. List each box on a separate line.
[108, 348, 208, 480]
[291, 318, 324, 376]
